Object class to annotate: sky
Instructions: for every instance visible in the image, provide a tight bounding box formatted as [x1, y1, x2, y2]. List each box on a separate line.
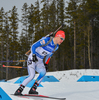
[0, 0, 69, 35]
[0, 0, 39, 35]
[0, 0, 37, 18]
[0, 0, 68, 18]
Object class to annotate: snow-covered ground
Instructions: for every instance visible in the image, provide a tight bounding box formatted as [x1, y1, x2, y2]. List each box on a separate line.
[0, 69, 99, 100]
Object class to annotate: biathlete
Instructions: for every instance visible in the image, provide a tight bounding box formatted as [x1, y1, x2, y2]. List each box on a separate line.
[14, 30, 65, 95]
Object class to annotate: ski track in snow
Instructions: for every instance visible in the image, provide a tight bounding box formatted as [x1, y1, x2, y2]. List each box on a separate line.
[0, 69, 99, 100]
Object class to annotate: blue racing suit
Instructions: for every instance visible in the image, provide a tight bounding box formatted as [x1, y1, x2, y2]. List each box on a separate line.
[22, 37, 59, 86]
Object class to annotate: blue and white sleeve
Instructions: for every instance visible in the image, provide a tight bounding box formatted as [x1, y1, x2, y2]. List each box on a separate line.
[45, 53, 53, 64]
[44, 45, 59, 64]
[31, 37, 49, 54]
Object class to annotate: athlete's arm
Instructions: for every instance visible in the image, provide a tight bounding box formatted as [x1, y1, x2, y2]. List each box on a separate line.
[31, 37, 49, 54]
[45, 44, 59, 64]
[45, 54, 53, 64]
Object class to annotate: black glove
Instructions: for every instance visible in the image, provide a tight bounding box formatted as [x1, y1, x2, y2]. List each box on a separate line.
[44, 63, 48, 71]
[32, 54, 38, 62]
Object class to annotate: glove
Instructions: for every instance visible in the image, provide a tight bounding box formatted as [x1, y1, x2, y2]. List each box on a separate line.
[32, 54, 38, 62]
[44, 63, 48, 71]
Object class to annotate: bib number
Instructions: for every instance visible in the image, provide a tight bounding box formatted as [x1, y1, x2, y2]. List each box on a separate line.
[27, 60, 32, 65]
[42, 51, 47, 55]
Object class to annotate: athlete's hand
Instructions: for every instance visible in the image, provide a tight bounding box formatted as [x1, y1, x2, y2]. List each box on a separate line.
[44, 63, 48, 71]
[32, 54, 38, 62]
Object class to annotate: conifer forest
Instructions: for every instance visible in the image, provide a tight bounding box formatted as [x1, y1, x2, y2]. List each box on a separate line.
[0, 0, 99, 80]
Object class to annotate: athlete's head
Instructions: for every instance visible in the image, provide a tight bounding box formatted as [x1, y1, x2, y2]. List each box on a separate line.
[55, 30, 65, 40]
[54, 30, 65, 45]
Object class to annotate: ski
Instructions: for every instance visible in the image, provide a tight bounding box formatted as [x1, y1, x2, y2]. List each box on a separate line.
[11, 94, 66, 100]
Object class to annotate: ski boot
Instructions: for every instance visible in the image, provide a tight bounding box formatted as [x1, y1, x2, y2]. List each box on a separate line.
[29, 82, 39, 94]
[14, 84, 25, 95]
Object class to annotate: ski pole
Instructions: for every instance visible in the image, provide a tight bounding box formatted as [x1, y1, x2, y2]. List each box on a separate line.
[0, 60, 27, 62]
[3, 65, 27, 69]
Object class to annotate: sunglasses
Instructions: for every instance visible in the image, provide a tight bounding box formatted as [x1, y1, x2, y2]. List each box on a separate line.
[60, 37, 65, 41]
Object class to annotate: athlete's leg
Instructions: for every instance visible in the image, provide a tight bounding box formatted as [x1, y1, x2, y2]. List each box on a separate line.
[22, 62, 35, 86]
[29, 61, 46, 94]
[35, 62, 46, 84]
[14, 58, 36, 95]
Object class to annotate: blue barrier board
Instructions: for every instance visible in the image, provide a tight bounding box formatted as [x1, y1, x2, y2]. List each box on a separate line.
[14, 75, 59, 87]
[77, 75, 99, 82]
[14, 76, 43, 87]
[0, 87, 12, 100]
[42, 75, 59, 82]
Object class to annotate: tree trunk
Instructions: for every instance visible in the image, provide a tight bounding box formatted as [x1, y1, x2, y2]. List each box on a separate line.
[90, 19, 94, 69]
[84, 32, 86, 68]
[6, 31, 9, 81]
[1, 41, 3, 79]
[88, 25, 91, 68]
[74, 21, 76, 69]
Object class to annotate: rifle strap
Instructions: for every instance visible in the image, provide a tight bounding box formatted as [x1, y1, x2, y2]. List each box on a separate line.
[40, 36, 53, 47]
[25, 37, 57, 56]
[40, 36, 57, 52]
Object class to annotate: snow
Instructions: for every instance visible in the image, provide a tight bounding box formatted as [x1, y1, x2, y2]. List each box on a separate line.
[0, 69, 99, 100]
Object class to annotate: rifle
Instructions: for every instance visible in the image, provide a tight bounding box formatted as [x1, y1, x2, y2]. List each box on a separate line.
[25, 24, 65, 56]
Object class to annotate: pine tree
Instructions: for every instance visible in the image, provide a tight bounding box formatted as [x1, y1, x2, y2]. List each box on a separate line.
[76, 0, 99, 69]
[21, 3, 29, 36]
[20, 3, 30, 61]
[57, 0, 65, 24]
[3, 11, 11, 80]
[66, 0, 80, 69]
[0, 7, 5, 79]
[65, 0, 99, 69]
[28, 4, 35, 45]
[41, 0, 50, 35]
[19, 3, 31, 76]
[8, 6, 19, 79]
[33, 0, 41, 41]
[85, 0, 99, 68]
[76, 0, 90, 69]
[56, 0, 65, 70]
